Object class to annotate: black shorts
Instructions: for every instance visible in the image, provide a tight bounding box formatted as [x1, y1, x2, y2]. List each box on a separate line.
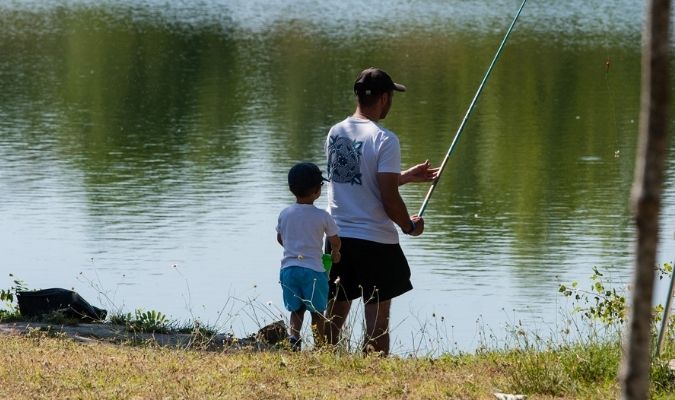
[326, 237, 413, 303]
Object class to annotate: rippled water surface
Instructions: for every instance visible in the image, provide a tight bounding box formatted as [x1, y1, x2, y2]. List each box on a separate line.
[1, 0, 673, 353]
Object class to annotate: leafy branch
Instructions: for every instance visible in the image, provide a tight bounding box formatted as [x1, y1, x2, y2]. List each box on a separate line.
[559, 264, 671, 326]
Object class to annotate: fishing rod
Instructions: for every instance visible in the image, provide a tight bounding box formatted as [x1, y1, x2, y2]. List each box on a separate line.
[418, 0, 528, 217]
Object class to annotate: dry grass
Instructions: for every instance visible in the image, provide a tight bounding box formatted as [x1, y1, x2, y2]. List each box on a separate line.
[0, 332, 626, 400]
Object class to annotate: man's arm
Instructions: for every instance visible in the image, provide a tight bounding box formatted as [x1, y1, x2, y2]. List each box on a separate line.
[276, 233, 283, 246]
[399, 160, 439, 186]
[377, 172, 424, 236]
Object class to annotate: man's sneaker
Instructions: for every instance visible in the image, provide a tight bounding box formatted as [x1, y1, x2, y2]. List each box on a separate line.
[289, 336, 302, 351]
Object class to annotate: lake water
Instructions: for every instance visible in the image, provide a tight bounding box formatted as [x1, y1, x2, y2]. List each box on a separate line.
[1, 0, 674, 354]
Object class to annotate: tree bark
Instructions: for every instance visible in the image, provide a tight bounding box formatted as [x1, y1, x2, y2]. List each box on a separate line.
[620, 0, 671, 398]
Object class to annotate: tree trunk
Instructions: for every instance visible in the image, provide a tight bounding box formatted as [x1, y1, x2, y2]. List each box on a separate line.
[620, 0, 671, 398]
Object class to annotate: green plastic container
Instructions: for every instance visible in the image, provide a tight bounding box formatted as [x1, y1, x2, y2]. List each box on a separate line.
[322, 254, 332, 273]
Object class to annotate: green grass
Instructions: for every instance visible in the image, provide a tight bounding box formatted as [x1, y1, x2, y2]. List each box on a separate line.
[1, 268, 674, 399]
[0, 333, 534, 399]
[1, 330, 673, 399]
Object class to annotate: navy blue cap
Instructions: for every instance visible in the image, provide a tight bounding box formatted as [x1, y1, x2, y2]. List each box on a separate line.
[288, 162, 327, 195]
[354, 67, 407, 96]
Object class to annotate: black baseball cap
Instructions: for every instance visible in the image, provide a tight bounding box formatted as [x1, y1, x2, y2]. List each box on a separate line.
[353, 67, 407, 96]
[288, 162, 327, 196]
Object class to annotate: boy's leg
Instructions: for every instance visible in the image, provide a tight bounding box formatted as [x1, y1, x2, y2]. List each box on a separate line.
[281, 266, 306, 346]
[364, 299, 391, 355]
[289, 308, 305, 339]
[288, 307, 305, 351]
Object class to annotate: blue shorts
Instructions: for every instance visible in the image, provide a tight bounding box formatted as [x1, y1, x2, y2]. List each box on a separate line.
[280, 266, 329, 313]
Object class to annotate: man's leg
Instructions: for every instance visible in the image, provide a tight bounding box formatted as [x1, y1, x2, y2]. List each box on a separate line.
[309, 311, 326, 347]
[364, 299, 391, 355]
[325, 298, 351, 346]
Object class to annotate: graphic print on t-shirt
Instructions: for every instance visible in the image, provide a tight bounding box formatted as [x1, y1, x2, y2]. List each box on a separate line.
[327, 135, 363, 185]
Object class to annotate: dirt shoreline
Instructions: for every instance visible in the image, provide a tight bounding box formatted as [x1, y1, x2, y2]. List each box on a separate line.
[0, 320, 286, 351]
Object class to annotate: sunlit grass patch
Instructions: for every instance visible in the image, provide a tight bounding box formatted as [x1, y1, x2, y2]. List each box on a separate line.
[1, 265, 675, 399]
[0, 333, 508, 399]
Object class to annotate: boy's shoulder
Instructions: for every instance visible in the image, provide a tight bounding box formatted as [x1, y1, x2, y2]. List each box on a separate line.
[279, 203, 296, 212]
[310, 204, 331, 216]
[279, 204, 330, 218]
[278, 203, 324, 213]
[277, 204, 292, 220]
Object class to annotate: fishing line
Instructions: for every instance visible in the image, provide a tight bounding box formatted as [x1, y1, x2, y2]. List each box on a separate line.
[418, 0, 528, 217]
[603, 52, 622, 159]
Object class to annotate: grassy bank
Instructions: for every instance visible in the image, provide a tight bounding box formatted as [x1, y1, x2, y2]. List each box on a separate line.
[2, 268, 675, 399]
[1, 330, 673, 399]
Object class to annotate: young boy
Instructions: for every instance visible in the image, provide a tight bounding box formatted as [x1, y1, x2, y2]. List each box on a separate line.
[276, 162, 341, 351]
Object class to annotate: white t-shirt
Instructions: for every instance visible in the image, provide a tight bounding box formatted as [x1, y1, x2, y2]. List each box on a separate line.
[276, 203, 340, 272]
[325, 116, 401, 244]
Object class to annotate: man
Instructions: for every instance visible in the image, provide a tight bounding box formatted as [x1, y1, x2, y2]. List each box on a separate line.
[325, 67, 438, 355]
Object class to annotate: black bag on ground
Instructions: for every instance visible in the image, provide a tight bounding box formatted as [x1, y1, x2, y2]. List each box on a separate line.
[17, 288, 107, 321]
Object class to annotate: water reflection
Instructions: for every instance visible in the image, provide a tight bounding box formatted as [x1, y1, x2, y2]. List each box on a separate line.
[0, 0, 670, 353]
[0, 0, 644, 40]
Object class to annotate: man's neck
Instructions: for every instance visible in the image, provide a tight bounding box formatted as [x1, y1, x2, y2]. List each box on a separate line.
[353, 107, 380, 122]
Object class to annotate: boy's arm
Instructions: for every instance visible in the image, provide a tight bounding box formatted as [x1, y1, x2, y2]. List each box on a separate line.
[327, 235, 341, 263]
[277, 233, 283, 246]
